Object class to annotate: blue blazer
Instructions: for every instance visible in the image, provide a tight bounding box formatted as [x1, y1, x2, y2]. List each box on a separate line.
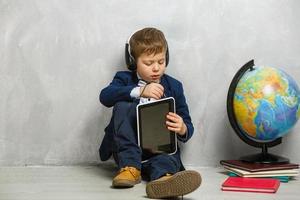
[99, 71, 194, 161]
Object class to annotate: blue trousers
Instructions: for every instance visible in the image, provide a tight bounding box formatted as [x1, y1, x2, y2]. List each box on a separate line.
[111, 101, 184, 181]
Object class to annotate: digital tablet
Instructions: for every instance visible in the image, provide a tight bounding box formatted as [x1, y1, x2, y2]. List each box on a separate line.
[136, 97, 177, 162]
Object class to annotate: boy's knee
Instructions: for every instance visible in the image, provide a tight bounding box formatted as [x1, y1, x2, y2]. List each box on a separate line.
[113, 101, 137, 117]
[113, 101, 133, 112]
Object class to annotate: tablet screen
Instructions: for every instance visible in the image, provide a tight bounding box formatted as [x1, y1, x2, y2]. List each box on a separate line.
[137, 97, 177, 162]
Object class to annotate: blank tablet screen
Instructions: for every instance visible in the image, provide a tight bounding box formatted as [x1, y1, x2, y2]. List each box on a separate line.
[137, 97, 177, 161]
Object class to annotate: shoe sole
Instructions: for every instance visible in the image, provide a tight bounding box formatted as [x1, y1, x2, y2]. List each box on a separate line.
[112, 177, 141, 188]
[146, 170, 201, 198]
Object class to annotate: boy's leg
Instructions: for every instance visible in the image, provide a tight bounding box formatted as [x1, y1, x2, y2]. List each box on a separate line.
[143, 154, 201, 198]
[142, 153, 182, 181]
[111, 101, 142, 187]
[112, 101, 141, 170]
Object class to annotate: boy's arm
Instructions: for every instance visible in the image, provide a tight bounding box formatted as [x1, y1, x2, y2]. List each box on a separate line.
[99, 72, 136, 107]
[175, 83, 194, 143]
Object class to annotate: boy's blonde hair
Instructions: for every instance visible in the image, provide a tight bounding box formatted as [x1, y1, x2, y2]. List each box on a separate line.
[129, 27, 168, 60]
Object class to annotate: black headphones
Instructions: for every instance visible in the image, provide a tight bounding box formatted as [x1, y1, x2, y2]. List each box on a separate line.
[125, 32, 169, 71]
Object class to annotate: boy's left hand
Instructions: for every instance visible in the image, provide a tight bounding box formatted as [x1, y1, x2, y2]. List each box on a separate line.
[166, 112, 187, 136]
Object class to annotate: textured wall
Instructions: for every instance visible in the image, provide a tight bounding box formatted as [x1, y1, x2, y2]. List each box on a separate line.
[1, 0, 300, 166]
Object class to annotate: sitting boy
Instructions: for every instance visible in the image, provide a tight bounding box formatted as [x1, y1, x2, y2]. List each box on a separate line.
[99, 27, 201, 199]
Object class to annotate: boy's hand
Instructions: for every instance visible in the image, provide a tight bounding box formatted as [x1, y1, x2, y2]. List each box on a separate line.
[140, 83, 164, 100]
[166, 112, 187, 136]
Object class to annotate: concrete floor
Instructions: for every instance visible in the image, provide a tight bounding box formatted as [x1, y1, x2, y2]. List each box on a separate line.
[0, 163, 299, 200]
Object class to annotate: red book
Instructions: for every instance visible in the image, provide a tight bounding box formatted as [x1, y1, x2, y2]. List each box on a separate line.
[221, 177, 280, 193]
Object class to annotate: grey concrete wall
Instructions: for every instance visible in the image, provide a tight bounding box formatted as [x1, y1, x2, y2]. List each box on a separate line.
[1, 0, 300, 166]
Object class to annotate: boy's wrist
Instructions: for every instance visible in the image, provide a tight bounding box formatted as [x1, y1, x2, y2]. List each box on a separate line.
[177, 125, 188, 141]
[140, 85, 148, 97]
[178, 123, 187, 136]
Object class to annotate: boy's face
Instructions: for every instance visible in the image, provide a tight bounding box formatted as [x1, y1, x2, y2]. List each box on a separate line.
[136, 51, 166, 83]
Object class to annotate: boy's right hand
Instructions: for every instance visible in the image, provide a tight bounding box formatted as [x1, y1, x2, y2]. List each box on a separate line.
[140, 83, 164, 99]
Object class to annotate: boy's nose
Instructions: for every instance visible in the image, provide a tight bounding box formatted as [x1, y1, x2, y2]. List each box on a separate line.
[153, 63, 159, 71]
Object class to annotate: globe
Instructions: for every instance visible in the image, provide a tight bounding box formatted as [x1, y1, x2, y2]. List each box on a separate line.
[227, 60, 300, 163]
[234, 66, 300, 141]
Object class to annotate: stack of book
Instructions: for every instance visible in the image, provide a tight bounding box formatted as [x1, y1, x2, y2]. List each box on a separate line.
[220, 160, 299, 181]
[220, 160, 299, 193]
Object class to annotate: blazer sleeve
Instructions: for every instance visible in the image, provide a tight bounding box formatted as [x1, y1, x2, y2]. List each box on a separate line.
[99, 72, 136, 107]
[175, 82, 194, 143]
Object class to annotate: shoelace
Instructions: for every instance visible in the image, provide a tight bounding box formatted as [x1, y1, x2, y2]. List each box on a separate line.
[120, 167, 139, 178]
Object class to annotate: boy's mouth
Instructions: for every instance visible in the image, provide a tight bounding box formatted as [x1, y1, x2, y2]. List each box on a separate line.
[151, 75, 160, 80]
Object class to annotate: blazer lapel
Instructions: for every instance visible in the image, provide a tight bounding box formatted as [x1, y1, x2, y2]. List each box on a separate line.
[160, 75, 171, 98]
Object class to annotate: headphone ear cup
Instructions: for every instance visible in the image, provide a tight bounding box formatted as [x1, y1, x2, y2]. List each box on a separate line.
[125, 43, 136, 71]
[165, 47, 169, 67]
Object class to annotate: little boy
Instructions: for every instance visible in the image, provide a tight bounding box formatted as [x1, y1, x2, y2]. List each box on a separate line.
[99, 27, 201, 199]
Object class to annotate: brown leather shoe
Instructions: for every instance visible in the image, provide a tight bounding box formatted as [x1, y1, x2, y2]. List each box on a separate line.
[112, 166, 141, 188]
[146, 170, 201, 198]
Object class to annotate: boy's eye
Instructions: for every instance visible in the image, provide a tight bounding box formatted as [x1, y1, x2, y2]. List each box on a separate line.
[159, 60, 165, 65]
[144, 62, 153, 66]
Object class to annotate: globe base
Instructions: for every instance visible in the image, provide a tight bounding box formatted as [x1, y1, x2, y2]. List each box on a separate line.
[240, 153, 289, 164]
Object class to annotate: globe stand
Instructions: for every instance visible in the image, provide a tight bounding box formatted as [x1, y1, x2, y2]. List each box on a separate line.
[227, 59, 291, 164]
[240, 144, 289, 164]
